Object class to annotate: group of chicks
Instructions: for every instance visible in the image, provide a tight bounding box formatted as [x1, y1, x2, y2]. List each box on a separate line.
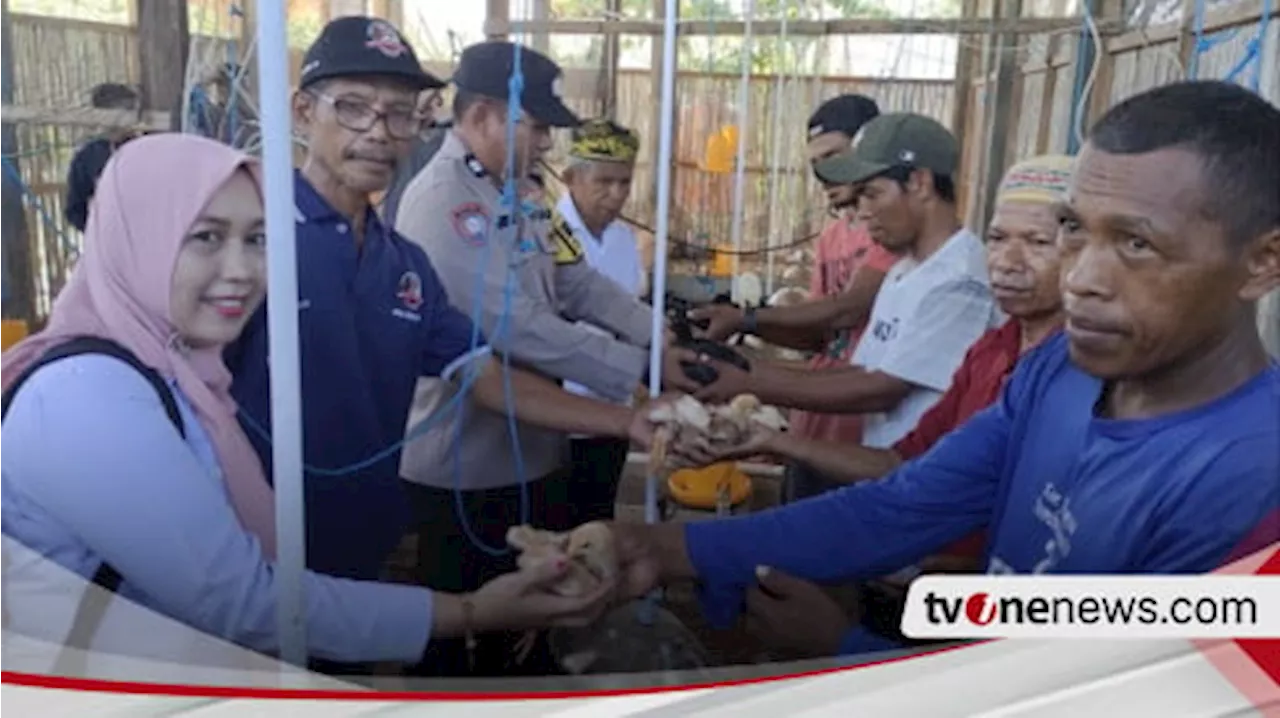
[507, 393, 787, 606]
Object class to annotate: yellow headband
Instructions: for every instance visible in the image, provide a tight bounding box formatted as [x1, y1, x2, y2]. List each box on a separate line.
[570, 119, 640, 163]
[996, 154, 1074, 206]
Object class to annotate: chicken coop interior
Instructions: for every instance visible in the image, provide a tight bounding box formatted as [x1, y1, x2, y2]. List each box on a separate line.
[2, 0, 1277, 345]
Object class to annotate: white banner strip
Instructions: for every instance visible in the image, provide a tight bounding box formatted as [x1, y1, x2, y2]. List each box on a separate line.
[901, 576, 1280, 639]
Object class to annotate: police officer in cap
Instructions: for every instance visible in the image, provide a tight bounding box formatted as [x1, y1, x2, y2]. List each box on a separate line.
[394, 42, 700, 677]
[226, 18, 665, 676]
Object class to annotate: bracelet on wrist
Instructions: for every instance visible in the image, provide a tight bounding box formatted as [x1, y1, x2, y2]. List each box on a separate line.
[461, 593, 478, 671]
[741, 305, 759, 335]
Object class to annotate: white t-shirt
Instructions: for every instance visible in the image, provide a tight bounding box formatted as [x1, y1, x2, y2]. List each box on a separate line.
[851, 228, 1001, 449]
[557, 194, 644, 407]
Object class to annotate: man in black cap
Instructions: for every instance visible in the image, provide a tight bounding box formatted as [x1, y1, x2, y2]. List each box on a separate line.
[393, 41, 699, 677]
[63, 83, 145, 233]
[225, 19, 665, 676]
[688, 93, 899, 503]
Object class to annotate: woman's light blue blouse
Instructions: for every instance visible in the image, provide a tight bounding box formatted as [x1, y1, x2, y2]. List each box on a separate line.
[1, 354, 432, 663]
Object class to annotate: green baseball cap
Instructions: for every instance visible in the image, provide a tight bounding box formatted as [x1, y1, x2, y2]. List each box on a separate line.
[813, 113, 959, 185]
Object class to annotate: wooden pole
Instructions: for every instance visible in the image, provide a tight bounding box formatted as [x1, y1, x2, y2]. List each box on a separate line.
[136, 0, 191, 113]
[1, 0, 36, 323]
[599, 0, 622, 118]
[978, 0, 1023, 229]
[487, 0, 511, 41]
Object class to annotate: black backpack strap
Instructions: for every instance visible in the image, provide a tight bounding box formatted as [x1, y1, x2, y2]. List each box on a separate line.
[1, 336, 185, 438]
[3, 336, 184, 673]
[49, 563, 124, 676]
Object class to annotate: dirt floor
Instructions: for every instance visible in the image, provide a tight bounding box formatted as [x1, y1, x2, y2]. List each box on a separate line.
[383, 458, 789, 672]
[613, 459, 786, 668]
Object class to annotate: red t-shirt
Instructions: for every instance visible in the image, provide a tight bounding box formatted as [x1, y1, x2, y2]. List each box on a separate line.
[892, 320, 1024, 559]
[789, 218, 898, 444]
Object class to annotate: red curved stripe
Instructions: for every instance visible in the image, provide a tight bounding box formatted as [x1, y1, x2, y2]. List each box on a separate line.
[0, 642, 975, 701]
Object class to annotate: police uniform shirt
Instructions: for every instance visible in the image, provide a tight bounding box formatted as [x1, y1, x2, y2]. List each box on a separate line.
[393, 131, 653, 491]
[556, 193, 644, 404]
[225, 171, 486, 580]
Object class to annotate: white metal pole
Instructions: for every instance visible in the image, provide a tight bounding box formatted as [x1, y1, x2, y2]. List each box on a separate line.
[647, 0, 679, 507]
[257, 0, 306, 669]
[639, 0, 679, 628]
[728, 0, 755, 304]
[763, 12, 788, 298]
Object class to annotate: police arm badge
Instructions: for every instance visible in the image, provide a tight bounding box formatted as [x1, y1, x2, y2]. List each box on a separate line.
[549, 211, 584, 266]
[451, 202, 490, 247]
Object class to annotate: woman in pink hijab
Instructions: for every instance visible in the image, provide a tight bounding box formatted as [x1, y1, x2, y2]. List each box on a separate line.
[1, 133, 612, 668]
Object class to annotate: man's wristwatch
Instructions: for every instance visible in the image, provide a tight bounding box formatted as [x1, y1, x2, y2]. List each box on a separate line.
[741, 305, 759, 336]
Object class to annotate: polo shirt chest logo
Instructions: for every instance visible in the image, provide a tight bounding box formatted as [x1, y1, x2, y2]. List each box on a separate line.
[392, 270, 424, 323]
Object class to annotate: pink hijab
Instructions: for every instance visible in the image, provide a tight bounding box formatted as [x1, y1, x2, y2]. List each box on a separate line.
[2, 133, 277, 558]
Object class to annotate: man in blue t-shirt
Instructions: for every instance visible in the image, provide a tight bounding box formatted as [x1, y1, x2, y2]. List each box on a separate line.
[604, 80, 1280, 659]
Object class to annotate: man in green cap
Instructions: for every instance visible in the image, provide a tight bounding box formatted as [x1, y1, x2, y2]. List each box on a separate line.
[687, 113, 999, 500]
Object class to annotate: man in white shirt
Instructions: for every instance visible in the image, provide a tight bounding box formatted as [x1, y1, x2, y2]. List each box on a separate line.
[692, 113, 998, 492]
[555, 118, 646, 524]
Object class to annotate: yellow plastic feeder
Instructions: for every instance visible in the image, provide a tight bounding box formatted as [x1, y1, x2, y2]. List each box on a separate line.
[1, 320, 29, 351]
[702, 125, 739, 174]
[668, 461, 752, 512]
[708, 244, 735, 277]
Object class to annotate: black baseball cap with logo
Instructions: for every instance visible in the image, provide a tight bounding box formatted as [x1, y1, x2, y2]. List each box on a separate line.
[813, 112, 959, 185]
[451, 41, 581, 128]
[806, 94, 880, 140]
[299, 16, 445, 92]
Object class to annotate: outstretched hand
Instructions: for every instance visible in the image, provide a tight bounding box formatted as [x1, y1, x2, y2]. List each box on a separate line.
[691, 356, 753, 404]
[745, 566, 854, 659]
[687, 304, 745, 342]
[605, 521, 665, 602]
[669, 425, 780, 468]
[471, 558, 617, 632]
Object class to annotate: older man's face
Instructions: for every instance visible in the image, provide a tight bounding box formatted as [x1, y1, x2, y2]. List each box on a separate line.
[985, 200, 1063, 320]
[570, 160, 634, 227]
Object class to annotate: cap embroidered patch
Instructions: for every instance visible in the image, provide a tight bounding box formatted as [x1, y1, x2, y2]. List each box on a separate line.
[451, 203, 490, 246]
[808, 124, 825, 137]
[365, 20, 406, 58]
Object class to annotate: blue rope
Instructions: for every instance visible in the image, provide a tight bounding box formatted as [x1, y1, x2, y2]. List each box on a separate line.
[2, 157, 78, 256]
[236, 47, 534, 552]
[451, 41, 531, 557]
[1190, 0, 1271, 93]
[1223, 0, 1271, 91]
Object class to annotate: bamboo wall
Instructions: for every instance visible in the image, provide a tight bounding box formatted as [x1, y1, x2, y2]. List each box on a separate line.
[4, 4, 1277, 342]
[991, 0, 1279, 351]
[1, 10, 954, 317]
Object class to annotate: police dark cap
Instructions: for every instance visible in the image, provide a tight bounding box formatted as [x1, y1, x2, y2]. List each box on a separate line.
[452, 41, 581, 128]
[807, 94, 880, 140]
[299, 16, 444, 92]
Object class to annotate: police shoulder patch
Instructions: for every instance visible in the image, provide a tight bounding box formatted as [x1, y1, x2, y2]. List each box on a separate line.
[451, 202, 490, 246]
[550, 217, 584, 266]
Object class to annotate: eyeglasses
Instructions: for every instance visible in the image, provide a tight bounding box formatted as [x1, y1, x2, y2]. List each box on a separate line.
[311, 92, 424, 140]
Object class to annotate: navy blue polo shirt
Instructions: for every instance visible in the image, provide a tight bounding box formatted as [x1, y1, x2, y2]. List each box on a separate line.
[226, 171, 482, 580]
